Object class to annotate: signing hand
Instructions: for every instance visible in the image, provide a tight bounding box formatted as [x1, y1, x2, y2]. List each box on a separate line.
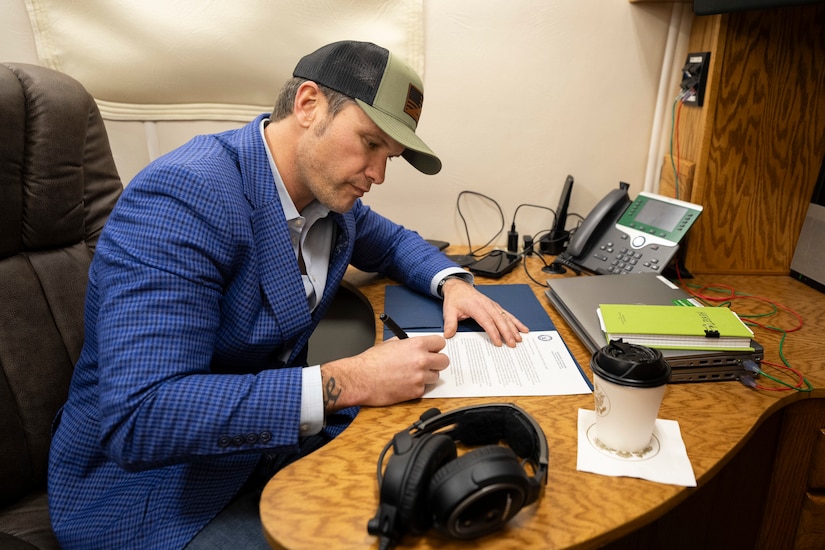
[320, 334, 449, 411]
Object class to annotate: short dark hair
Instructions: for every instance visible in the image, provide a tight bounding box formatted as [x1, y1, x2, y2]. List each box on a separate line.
[270, 77, 354, 122]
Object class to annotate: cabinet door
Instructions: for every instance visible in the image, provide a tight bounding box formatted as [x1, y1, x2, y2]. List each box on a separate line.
[666, 7, 825, 275]
[758, 400, 825, 549]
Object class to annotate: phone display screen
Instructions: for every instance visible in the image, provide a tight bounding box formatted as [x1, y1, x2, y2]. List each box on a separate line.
[633, 201, 687, 232]
[617, 194, 702, 243]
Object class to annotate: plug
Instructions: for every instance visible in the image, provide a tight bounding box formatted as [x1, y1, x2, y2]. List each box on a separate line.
[738, 375, 758, 389]
[507, 224, 519, 256]
[679, 52, 710, 107]
[523, 234, 534, 256]
[742, 360, 760, 375]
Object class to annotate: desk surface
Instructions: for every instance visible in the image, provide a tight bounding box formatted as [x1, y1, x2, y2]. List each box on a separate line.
[260, 253, 825, 549]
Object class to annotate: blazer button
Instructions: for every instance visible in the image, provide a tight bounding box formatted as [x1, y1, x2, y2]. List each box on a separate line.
[260, 431, 272, 443]
[246, 433, 259, 445]
[231, 435, 245, 446]
[218, 436, 231, 448]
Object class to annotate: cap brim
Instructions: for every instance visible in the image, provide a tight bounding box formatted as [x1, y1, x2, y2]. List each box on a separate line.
[356, 99, 442, 175]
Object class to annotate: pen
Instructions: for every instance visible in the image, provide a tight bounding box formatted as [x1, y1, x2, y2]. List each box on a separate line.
[379, 313, 408, 339]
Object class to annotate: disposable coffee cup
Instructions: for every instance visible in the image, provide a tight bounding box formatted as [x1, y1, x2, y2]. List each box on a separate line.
[590, 339, 671, 454]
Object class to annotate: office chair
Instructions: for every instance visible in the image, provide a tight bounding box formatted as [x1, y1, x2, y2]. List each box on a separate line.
[0, 62, 122, 549]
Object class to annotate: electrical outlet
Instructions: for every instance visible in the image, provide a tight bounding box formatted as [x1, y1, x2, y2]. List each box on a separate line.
[680, 52, 710, 107]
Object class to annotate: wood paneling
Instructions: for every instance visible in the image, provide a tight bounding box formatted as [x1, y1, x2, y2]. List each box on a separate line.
[659, 155, 695, 201]
[758, 399, 825, 549]
[667, 6, 825, 274]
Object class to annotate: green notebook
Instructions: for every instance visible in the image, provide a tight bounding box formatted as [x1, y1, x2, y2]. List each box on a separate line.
[598, 303, 754, 351]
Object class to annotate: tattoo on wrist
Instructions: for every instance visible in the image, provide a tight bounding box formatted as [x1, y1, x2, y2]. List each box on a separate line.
[324, 377, 342, 409]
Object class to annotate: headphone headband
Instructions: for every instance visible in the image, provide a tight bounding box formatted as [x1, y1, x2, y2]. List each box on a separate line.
[370, 403, 550, 547]
[411, 403, 548, 481]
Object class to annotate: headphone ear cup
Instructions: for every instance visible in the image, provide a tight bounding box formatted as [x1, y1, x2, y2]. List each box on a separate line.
[427, 445, 530, 539]
[387, 432, 458, 536]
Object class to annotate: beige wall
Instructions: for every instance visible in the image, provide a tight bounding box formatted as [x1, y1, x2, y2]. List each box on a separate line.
[1, 0, 694, 249]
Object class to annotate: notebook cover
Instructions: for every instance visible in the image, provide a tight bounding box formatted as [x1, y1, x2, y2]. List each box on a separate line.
[598, 303, 754, 351]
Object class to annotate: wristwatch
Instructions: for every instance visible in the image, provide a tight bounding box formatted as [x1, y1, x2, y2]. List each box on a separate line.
[437, 274, 468, 298]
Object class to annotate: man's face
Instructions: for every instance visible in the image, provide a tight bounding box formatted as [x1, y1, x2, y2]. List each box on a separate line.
[294, 101, 405, 214]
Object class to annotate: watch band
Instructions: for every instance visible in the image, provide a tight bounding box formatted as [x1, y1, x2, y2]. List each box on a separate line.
[437, 274, 467, 298]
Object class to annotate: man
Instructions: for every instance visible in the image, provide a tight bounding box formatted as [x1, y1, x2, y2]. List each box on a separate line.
[48, 41, 528, 549]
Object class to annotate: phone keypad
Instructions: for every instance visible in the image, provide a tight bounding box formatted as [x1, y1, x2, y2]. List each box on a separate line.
[593, 241, 663, 274]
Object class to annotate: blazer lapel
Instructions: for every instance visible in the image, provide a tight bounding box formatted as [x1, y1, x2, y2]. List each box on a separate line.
[235, 116, 358, 366]
[251, 203, 311, 330]
[237, 117, 312, 341]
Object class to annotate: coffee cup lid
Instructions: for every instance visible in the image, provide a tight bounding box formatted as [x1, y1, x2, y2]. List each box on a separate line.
[590, 339, 671, 388]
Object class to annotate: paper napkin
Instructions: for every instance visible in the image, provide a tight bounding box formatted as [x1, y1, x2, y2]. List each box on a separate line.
[576, 409, 696, 487]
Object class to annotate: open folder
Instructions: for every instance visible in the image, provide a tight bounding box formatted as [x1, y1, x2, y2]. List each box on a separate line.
[383, 284, 593, 397]
[383, 283, 556, 337]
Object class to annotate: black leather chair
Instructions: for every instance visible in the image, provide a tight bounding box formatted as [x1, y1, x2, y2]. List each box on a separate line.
[0, 62, 122, 549]
[0, 61, 379, 549]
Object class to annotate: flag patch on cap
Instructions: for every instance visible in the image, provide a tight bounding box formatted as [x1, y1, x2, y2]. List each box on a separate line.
[404, 84, 423, 124]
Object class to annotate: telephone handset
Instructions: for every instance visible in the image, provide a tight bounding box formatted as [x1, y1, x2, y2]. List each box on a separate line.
[565, 183, 631, 259]
[558, 183, 703, 275]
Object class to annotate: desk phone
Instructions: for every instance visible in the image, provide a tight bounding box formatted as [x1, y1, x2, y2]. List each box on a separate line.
[558, 184, 703, 275]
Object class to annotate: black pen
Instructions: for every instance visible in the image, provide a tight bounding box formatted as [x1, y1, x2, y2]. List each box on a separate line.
[379, 313, 408, 339]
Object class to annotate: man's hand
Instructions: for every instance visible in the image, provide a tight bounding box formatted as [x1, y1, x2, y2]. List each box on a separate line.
[440, 277, 529, 347]
[320, 335, 449, 412]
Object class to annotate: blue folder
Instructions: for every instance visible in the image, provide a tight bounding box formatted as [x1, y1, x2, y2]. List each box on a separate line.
[382, 284, 557, 340]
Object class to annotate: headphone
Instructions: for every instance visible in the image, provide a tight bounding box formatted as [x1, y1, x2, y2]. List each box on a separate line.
[367, 403, 549, 549]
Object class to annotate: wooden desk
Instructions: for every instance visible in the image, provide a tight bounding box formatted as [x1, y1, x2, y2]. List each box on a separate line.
[260, 254, 825, 549]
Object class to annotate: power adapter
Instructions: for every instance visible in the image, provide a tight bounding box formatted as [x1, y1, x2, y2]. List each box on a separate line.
[523, 234, 534, 255]
[507, 224, 519, 256]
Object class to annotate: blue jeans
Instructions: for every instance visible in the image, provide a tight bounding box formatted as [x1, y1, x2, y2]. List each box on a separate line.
[184, 434, 329, 549]
[184, 489, 270, 549]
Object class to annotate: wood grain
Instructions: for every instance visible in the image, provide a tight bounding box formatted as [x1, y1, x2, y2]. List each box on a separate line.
[676, 6, 825, 274]
[260, 253, 825, 549]
[757, 399, 825, 548]
[658, 155, 694, 202]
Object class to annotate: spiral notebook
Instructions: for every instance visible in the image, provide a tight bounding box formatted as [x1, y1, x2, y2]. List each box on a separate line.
[544, 273, 763, 383]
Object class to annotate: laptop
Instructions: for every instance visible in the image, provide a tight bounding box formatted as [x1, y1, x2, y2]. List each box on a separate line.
[544, 273, 763, 383]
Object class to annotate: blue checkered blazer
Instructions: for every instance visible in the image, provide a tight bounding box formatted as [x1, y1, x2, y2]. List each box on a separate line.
[47, 114, 456, 549]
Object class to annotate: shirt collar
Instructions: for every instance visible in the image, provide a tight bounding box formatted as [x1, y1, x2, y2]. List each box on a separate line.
[259, 117, 331, 223]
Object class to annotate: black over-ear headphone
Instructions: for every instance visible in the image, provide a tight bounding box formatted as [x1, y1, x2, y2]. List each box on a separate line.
[367, 403, 549, 549]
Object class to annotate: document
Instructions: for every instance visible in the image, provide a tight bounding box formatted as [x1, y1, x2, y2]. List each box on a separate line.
[415, 330, 592, 398]
[383, 283, 593, 397]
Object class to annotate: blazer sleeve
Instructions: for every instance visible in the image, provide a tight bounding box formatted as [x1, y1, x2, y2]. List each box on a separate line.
[90, 159, 307, 471]
[348, 200, 459, 293]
